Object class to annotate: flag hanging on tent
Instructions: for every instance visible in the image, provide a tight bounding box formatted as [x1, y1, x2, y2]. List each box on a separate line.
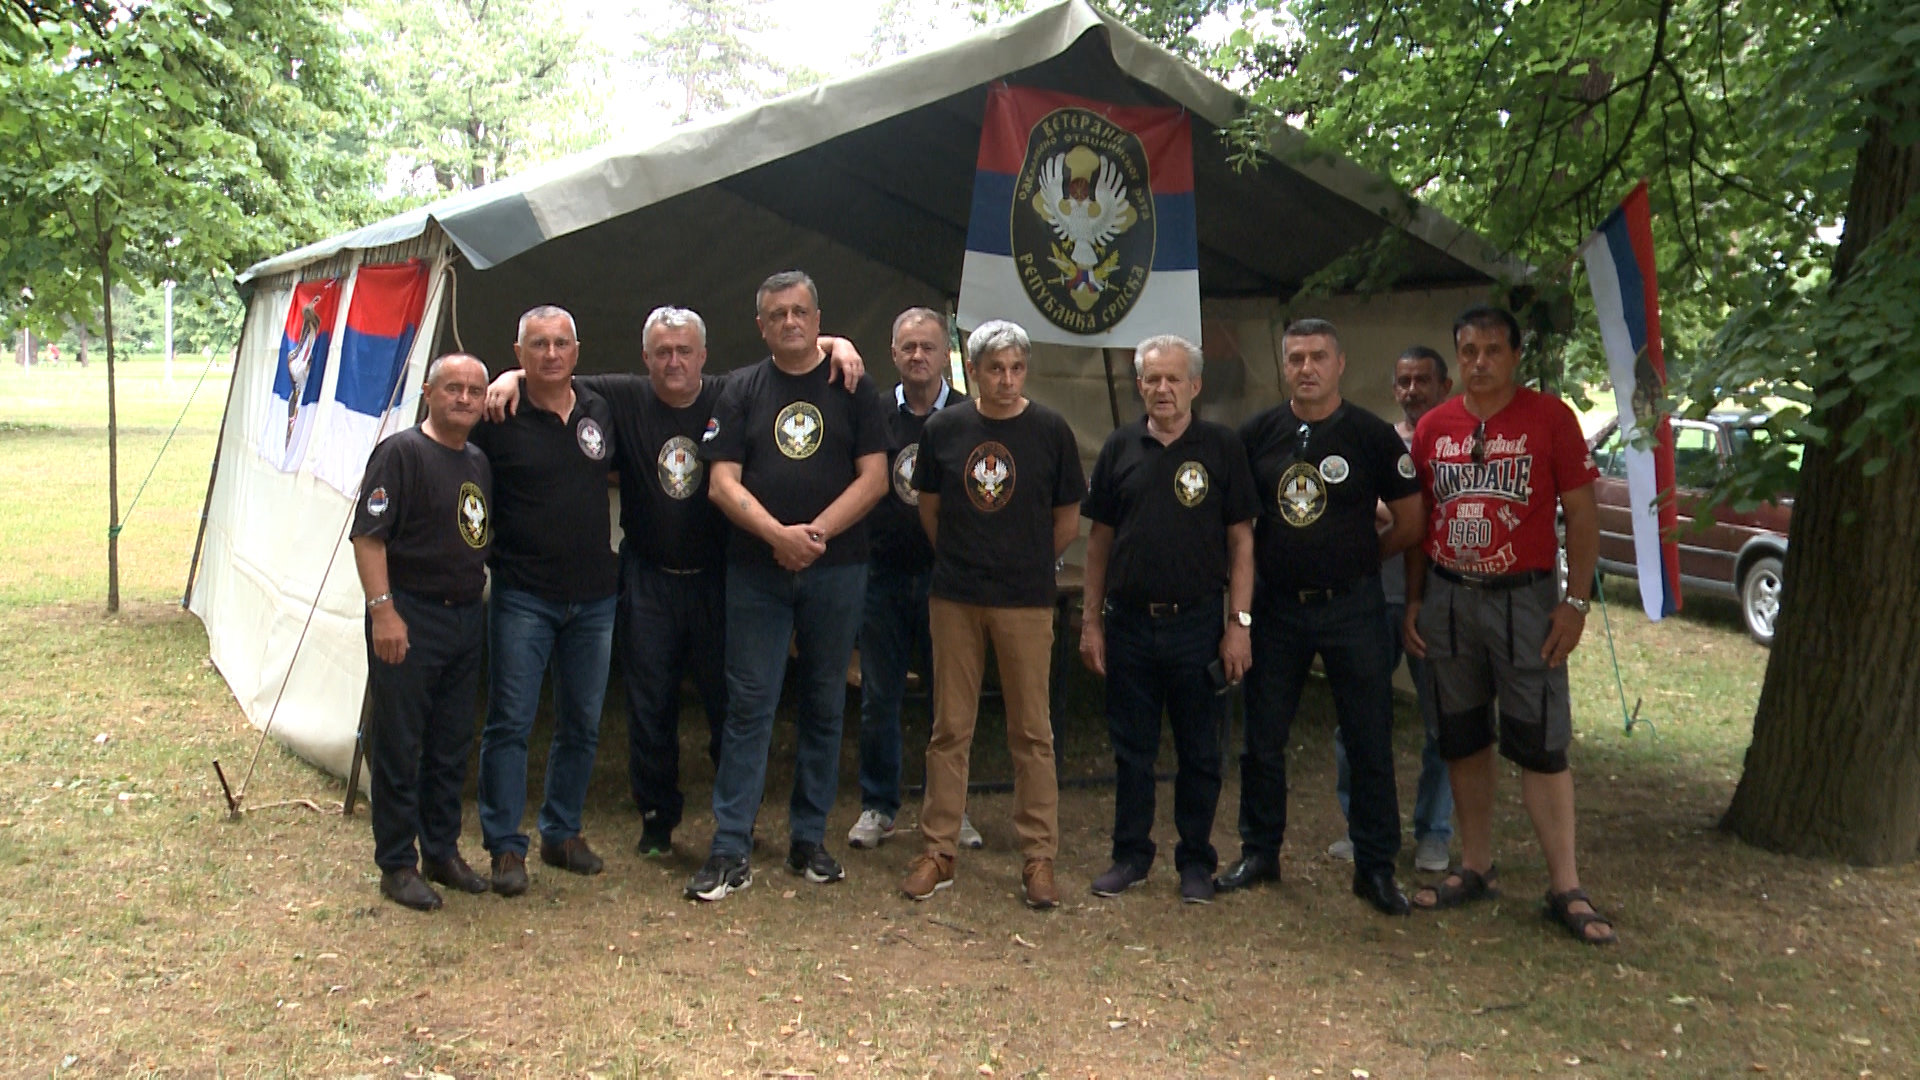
[958, 84, 1199, 348]
[1580, 181, 1680, 620]
[261, 278, 343, 472]
[311, 261, 434, 497]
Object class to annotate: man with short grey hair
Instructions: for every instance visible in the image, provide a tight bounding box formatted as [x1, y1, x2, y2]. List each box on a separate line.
[901, 319, 1085, 910]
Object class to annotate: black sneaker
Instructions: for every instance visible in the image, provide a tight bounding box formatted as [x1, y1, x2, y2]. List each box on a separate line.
[1090, 862, 1150, 897]
[1180, 864, 1216, 905]
[685, 855, 752, 902]
[786, 839, 846, 884]
[636, 818, 673, 858]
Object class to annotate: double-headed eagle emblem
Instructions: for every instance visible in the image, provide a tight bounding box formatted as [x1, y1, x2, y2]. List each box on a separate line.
[1032, 146, 1139, 312]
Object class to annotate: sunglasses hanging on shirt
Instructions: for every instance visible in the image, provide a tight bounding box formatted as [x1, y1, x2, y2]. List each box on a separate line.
[1470, 420, 1488, 465]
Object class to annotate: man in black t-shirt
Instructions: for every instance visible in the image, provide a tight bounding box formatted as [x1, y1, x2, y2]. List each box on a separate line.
[351, 353, 494, 911]
[1219, 318, 1426, 917]
[900, 320, 1085, 911]
[687, 271, 891, 902]
[846, 308, 972, 853]
[468, 306, 618, 896]
[1080, 335, 1258, 906]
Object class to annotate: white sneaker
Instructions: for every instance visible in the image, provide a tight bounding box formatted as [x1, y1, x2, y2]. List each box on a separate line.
[958, 813, 984, 850]
[846, 809, 896, 850]
[1326, 837, 1355, 861]
[1414, 834, 1451, 873]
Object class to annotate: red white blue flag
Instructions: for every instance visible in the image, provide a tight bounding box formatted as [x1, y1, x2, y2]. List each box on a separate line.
[311, 261, 434, 496]
[958, 85, 1199, 348]
[1581, 181, 1680, 620]
[261, 278, 342, 472]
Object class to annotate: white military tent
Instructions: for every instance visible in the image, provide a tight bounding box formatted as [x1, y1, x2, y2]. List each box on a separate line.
[187, 0, 1521, 781]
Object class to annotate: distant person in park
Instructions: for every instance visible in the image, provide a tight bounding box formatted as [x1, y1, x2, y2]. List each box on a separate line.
[687, 270, 890, 903]
[469, 305, 618, 897]
[900, 319, 1085, 910]
[1403, 304, 1614, 944]
[1079, 334, 1256, 905]
[846, 307, 987, 853]
[484, 311, 864, 860]
[1328, 345, 1457, 873]
[350, 352, 494, 911]
[1219, 317, 1425, 917]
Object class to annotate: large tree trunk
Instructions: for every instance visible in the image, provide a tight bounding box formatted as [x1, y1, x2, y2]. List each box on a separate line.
[1722, 99, 1920, 864]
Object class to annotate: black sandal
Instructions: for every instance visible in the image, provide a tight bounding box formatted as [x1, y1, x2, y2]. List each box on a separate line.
[1544, 888, 1618, 945]
[1411, 864, 1498, 910]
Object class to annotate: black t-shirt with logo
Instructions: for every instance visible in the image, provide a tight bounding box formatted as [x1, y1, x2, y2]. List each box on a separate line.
[701, 356, 889, 569]
[1083, 417, 1259, 605]
[914, 399, 1086, 608]
[1240, 401, 1419, 593]
[351, 427, 492, 604]
[581, 373, 727, 572]
[467, 382, 618, 602]
[870, 383, 964, 574]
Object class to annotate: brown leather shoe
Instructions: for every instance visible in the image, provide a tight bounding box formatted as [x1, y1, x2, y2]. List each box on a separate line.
[491, 851, 529, 897]
[901, 852, 954, 901]
[1022, 858, 1060, 909]
[380, 867, 443, 911]
[423, 853, 489, 894]
[540, 835, 605, 876]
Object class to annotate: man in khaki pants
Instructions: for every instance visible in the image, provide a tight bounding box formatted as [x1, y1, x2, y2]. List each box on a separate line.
[900, 320, 1085, 909]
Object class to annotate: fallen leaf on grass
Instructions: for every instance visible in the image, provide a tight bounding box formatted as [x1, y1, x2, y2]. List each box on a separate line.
[1012, 934, 1037, 949]
[978, 1066, 995, 1076]
[1841, 1035, 1873, 1047]
[1107, 1020, 1126, 1030]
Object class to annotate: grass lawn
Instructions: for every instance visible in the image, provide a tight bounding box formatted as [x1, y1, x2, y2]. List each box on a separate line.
[2, 365, 1917, 1077]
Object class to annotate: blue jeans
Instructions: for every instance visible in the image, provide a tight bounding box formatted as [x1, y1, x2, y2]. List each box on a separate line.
[1104, 603, 1223, 874]
[857, 563, 932, 819]
[710, 561, 868, 860]
[479, 588, 617, 857]
[1334, 602, 1454, 844]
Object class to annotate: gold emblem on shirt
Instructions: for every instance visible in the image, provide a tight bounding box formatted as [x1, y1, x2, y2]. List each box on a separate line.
[457, 481, 489, 549]
[965, 441, 1016, 512]
[658, 435, 702, 500]
[775, 401, 824, 460]
[892, 443, 921, 506]
[1277, 462, 1326, 528]
[1174, 461, 1209, 508]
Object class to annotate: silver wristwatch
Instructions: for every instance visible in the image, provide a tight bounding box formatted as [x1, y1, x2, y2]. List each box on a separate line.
[1232, 610, 1253, 628]
[1562, 595, 1590, 615]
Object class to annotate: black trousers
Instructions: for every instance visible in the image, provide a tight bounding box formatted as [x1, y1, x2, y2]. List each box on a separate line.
[619, 552, 727, 832]
[1237, 578, 1402, 876]
[367, 592, 485, 871]
[1104, 602, 1224, 874]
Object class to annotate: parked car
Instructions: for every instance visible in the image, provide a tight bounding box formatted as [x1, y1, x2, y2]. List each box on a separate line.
[1585, 412, 1796, 645]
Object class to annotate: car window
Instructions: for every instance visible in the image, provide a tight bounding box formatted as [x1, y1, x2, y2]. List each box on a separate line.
[1673, 423, 1721, 489]
[1729, 425, 1804, 473]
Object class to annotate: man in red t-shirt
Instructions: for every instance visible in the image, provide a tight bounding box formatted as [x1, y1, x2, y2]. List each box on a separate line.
[1403, 305, 1616, 945]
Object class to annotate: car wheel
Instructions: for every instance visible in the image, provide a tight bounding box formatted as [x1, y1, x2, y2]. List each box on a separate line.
[1740, 555, 1784, 646]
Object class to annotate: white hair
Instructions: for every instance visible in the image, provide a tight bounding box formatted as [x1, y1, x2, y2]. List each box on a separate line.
[1133, 334, 1203, 379]
[966, 320, 1030, 366]
[426, 352, 488, 384]
[643, 305, 707, 347]
[517, 304, 578, 343]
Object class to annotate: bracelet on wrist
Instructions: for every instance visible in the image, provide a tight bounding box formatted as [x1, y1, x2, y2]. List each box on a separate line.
[366, 593, 393, 610]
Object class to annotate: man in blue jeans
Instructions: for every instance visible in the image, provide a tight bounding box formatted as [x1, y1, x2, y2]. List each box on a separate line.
[688, 270, 890, 902]
[469, 305, 618, 896]
[1330, 345, 1456, 873]
[846, 308, 978, 851]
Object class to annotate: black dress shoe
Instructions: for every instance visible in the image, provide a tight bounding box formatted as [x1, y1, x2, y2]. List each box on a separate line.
[423, 853, 490, 894]
[1353, 866, 1411, 916]
[1213, 853, 1280, 892]
[380, 867, 444, 912]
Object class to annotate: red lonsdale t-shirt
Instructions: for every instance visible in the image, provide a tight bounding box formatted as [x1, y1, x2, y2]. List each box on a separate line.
[1412, 387, 1599, 574]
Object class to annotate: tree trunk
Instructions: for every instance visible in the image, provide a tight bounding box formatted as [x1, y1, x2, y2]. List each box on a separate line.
[1721, 98, 1920, 864]
[99, 230, 121, 616]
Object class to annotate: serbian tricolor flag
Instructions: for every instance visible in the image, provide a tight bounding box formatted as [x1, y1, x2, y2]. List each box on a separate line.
[311, 261, 433, 496]
[1580, 181, 1681, 620]
[958, 84, 1199, 348]
[260, 277, 342, 472]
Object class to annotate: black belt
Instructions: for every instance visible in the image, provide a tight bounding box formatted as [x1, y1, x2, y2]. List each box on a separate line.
[1107, 596, 1215, 619]
[1269, 575, 1377, 606]
[1433, 566, 1552, 591]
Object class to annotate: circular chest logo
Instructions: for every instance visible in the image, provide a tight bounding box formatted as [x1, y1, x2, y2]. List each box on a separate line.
[1277, 462, 1327, 528]
[892, 443, 921, 506]
[365, 486, 389, 517]
[576, 417, 607, 461]
[657, 435, 702, 500]
[964, 441, 1016, 513]
[1398, 452, 1416, 480]
[775, 402, 823, 460]
[1013, 109, 1156, 336]
[1174, 461, 1209, 507]
[1319, 455, 1350, 484]
[457, 481, 489, 549]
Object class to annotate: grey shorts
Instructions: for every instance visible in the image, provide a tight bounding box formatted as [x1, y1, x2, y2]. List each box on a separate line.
[1417, 572, 1573, 774]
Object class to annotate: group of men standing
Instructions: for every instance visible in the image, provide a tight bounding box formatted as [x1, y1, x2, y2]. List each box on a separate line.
[351, 276, 1614, 945]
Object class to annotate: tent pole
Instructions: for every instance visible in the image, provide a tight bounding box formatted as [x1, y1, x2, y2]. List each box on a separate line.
[343, 683, 372, 816]
[1100, 348, 1124, 430]
[181, 298, 255, 609]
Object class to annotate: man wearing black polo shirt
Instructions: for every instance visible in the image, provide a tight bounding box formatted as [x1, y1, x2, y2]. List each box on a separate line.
[687, 270, 890, 902]
[900, 319, 1085, 910]
[1080, 334, 1257, 905]
[470, 305, 618, 896]
[846, 307, 972, 851]
[1219, 318, 1426, 916]
[351, 353, 493, 911]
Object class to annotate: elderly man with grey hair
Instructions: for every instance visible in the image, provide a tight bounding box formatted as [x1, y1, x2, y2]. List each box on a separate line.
[900, 319, 1085, 910]
[1079, 334, 1258, 905]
